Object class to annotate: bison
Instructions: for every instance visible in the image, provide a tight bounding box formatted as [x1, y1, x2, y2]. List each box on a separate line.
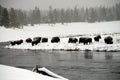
[68, 38, 78, 43]
[94, 35, 101, 42]
[32, 37, 41, 46]
[10, 41, 16, 46]
[33, 37, 41, 41]
[51, 37, 60, 43]
[26, 38, 32, 43]
[16, 39, 23, 45]
[41, 38, 48, 43]
[79, 37, 92, 45]
[104, 36, 113, 44]
[10, 39, 23, 46]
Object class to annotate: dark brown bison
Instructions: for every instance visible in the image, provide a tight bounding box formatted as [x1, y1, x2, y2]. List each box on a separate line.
[68, 38, 78, 43]
[41, 38, 48, 43]
[10, 39, 23, 46]
[94, 35, 101, 42]
[15, 39, 23, 45]
[32, 37, 41, 46]
[51, 37, 60, 43]
[10, 41, 16, 46]
[26, 38, 32, 43]
[33, 37, 41, 41]
[104, 36, 113, 44]
[79, 37, 92, 45]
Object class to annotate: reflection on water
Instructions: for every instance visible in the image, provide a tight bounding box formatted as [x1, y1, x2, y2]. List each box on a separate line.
[0, 48, 120, 80]
[105, 53, 113, 60]
[84, 51, 93, 59]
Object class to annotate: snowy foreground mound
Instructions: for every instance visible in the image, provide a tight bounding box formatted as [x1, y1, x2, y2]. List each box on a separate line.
[1, 21, 120, 51]
[0, 64, 68, 80]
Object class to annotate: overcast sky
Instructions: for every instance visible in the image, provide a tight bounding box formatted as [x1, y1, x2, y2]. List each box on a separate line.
[0, 0, 120, 10]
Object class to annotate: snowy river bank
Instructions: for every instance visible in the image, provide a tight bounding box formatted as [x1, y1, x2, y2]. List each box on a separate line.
[0, 21, 120, 51]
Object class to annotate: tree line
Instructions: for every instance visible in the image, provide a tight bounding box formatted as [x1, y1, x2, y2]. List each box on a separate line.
[0, 3, 120, 28]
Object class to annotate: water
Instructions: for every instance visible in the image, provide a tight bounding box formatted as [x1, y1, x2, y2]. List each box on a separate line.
[0, 43, 120, 80]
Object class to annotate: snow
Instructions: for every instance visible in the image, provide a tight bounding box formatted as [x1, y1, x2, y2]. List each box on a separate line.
[0, 21, 120, 42]
[33, 67, 68, 80]
[0, 64, 68, 80]
[5, 37, 120, 51]
[0, 21, 120, 51]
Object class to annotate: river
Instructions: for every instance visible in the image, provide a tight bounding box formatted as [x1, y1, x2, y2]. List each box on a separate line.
[0, 43, 120, 80]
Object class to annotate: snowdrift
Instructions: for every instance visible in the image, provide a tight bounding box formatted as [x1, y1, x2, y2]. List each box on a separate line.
[32, 66, 68, 80]
[0, 64, 68, 80]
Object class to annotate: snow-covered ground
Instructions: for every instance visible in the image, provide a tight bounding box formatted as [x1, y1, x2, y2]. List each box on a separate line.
[5, 34, 120, 51]
[0, 64, 68, 80]
[0, 21, 120, 51]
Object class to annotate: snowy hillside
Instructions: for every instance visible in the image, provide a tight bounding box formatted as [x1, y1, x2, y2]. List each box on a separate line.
[0, 21, 120, 51]
[0, 21, 120, 42]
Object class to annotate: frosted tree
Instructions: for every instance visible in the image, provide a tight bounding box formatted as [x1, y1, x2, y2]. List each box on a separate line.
[17, 10, 28, 26]
[73, 6, 79, 22]
[9, 8, 20, 28]
[60, 8, 66, 24]
[0, 5, 3, 26]
[48, 6, 54, 24]
[33, 7, 41, 24]
[115, 3, 120, 20]
[1, 8, 9, 27]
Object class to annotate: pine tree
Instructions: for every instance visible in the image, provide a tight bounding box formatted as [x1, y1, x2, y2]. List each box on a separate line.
[116, 3, 120, 20]
[60, 8, 66, 24]
[79, 8, 86, 22]
[48, 6, 54, 24]
[73, 6, 79, 22]
[53, 9, 58, 23]
[32, 7, 41, 24]
[99, 7, 107, 21]
[1, 8, 9, 27]
[17, 9, 28, 26]
[65, 8, 72, 23]
[0, 5, 3, 26]
[36, 7, 41, 24]
[85, 8, 89, 22]
[9, 8, 20, 28]
[89, 8, 97, 22]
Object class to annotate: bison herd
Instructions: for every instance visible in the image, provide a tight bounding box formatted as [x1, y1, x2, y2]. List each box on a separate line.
[10, 39, 23, 46]
[10, 35, 114, 46]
